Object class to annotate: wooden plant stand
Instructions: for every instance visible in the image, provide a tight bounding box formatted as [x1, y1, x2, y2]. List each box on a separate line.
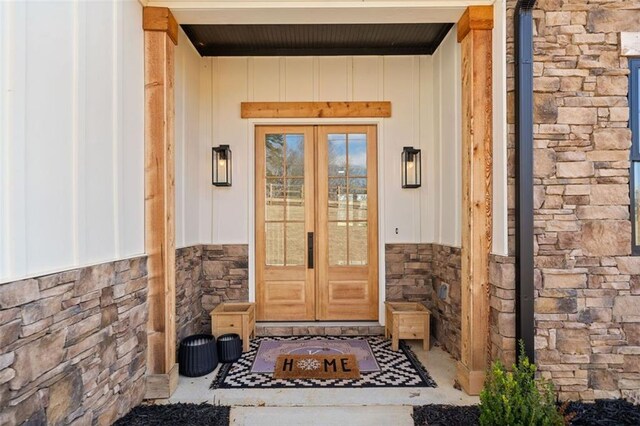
[385, 301, 431, 352]
[210, 302, 256, 352]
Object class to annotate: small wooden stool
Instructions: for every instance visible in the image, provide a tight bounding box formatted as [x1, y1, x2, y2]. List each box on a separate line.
[210, 302, 256, 352]
[385, 301, 431, 352]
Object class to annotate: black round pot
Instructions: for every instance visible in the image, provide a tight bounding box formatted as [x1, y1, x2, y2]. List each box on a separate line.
[217, 333, 243, 363]
[178, 334, 218, 377]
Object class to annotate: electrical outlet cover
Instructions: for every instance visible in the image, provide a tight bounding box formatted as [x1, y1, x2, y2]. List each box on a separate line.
[438, 283, 449, 301]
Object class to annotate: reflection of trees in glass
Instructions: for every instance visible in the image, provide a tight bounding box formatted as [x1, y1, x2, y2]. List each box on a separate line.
[266, 134, 284, 176]
[286, 135, 304, 176]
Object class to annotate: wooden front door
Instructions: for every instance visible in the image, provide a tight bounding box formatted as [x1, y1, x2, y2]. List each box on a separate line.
[256, 125, 378, 321]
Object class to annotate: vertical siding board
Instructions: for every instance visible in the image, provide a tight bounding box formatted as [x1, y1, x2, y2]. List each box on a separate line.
[198, 57, 213, 244]
[1, 1, 28, 280]
[85, 0, 117, 264]
[216, 58, 248, 243]
[121, 0, 144, 257]
[25, 2, 75, 273]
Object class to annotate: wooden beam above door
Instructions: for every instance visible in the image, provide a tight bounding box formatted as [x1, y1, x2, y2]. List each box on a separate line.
[241, 102, 392, 119]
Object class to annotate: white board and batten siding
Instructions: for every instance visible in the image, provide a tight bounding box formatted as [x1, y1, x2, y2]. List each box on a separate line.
[175, 28, 203, 249]
[0, 4, 509, 282]
[192, 21, 508, 254]
[0, 0, 144, 283]
[197, 54, 449, 247]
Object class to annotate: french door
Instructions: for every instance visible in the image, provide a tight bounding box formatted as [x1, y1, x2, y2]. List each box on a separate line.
[255, 125, 378, 321]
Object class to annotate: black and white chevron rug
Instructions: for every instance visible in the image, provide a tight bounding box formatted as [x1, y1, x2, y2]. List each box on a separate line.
[210, 336, 437, 389]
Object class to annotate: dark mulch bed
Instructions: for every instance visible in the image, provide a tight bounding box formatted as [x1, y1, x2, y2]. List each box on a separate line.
[413, 400, 640, 426]
[114, 403, 229, 426]
[413, 404, 480, 426]
[566, 399, 640, 425]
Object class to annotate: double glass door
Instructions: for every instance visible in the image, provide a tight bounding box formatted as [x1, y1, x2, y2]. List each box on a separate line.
[255, 125, 378, 321]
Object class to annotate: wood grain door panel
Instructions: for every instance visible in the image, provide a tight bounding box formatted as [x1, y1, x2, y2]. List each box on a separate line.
[316, 125, 379, 321]
[256, 126, 315, 321]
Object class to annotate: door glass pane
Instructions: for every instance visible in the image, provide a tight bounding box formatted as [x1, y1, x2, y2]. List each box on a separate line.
[328, 134, 347, 176]
[266, 134, 284, 176]
[329, 221, 348, 266]
[266, 222, 284, 266]
[286, 178, 305, 221]
[265, 178, 284, 221]
[328, 178, 347, 221]
[349, 222, 368, 265]
[349, 178, 367, 220]
[286, 134, 304, 176]
[635, 162, 640, 246]
[348, 134, 367, 176]
[286, 222, 305, 266]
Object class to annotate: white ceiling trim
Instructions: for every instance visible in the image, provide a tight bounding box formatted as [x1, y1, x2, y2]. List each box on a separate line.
[147, 1, 495, 24]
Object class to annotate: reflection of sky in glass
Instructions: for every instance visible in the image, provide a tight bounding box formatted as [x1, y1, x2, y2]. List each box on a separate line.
[349, 134, 367, 176]
[286, 134, 304, 176]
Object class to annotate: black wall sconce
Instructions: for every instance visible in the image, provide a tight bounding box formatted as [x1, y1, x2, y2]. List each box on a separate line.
[401, 146, 421, 188]
[212, 145, 232, 186]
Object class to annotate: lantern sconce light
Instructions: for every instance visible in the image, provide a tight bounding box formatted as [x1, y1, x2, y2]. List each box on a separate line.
[401, 146, 421, 189]
[212, 145, 232, 187]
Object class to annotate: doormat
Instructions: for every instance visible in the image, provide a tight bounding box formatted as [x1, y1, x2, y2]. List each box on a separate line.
[273, 354, 360, 380]
[250, 338, 379, 373]
[211, 336, 437, 389]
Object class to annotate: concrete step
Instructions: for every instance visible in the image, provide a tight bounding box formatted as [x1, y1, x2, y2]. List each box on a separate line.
[229, 406, 414, 426]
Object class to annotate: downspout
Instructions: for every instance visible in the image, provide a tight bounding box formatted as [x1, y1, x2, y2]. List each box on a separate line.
[515, 0, 537, 363]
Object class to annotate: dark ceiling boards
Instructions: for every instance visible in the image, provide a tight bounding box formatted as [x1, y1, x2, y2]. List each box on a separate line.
[181, 23, 454, 56]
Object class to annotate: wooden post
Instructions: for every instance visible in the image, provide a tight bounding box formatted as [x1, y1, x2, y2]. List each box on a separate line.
[456, 5, 494, 396]
[143, 6, 178, 399]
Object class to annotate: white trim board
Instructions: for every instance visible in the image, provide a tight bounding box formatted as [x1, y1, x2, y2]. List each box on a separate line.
[147, 1, 495, 25]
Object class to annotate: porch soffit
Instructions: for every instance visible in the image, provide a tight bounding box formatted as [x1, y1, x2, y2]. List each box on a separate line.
[145, 1, 495, 25]
[182, 23, 454, 56]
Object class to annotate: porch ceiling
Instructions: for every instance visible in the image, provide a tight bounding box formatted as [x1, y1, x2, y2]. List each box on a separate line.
[182, 23, 454, 56]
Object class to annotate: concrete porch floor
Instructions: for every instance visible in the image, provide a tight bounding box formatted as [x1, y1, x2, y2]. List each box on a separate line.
[166, 339, 478, 424]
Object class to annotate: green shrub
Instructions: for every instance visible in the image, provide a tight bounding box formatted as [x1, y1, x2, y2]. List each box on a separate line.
[479, 342, 564, 426]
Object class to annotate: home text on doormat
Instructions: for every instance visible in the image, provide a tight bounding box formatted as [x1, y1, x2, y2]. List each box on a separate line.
[273, 354, 360, 380]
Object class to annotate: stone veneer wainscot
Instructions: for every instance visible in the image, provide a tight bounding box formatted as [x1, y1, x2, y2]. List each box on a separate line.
[385, 243, 462, 359]
[0, 257, 148, 425]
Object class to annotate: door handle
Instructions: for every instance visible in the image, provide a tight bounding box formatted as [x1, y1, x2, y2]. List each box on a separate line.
[307, 232, 314, 269]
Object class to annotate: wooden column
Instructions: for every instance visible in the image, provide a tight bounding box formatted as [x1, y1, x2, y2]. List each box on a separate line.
[143, 6, 178, 399]
[456, 5, 494, 396]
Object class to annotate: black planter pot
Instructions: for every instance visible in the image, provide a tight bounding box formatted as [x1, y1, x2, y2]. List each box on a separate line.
[178, 334, 218, 377]
[217, 333, 243, 363]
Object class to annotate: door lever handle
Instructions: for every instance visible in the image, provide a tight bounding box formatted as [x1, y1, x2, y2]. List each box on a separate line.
[307, 232, 314, 269]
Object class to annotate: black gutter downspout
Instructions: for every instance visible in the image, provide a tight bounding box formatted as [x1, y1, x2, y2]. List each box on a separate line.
[515, 0, 537, 363]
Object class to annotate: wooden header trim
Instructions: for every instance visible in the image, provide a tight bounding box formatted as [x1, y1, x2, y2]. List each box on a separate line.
[143, 7, 178, 45]
[457, 6, 494, 42]
[241, 102, 391, 119]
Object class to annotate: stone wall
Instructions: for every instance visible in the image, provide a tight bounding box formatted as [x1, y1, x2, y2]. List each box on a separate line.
[385, 243, 462, 359]
[0, 257, 148, 425]
[385, 244, 433, 303]
[489, 255, 516, 367]
[175, 246, 203, 347]
[430, 244, 462, 360]
[502, 0, 640, 401]
[200, 245, 250, 333]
